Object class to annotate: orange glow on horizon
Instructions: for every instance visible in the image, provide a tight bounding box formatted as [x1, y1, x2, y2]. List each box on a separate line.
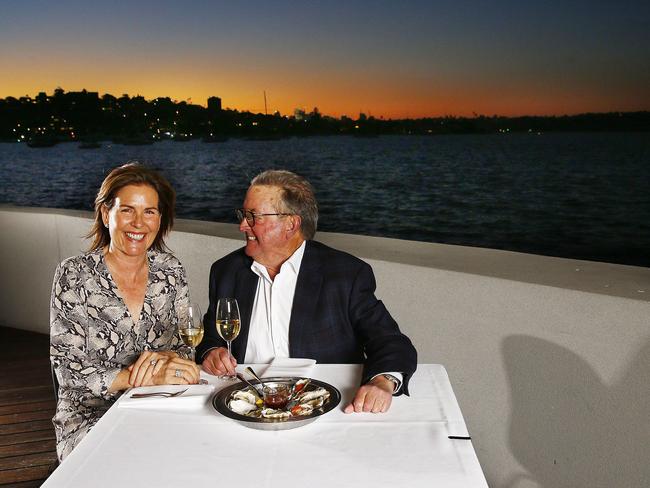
[0, 83, 650, 119]
[2, 71, 648, 120]
[2, 47, 649, 119]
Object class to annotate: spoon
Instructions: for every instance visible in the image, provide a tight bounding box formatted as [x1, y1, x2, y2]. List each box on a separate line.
[235, 372, 263, 401]
[245, 366, 268, 392]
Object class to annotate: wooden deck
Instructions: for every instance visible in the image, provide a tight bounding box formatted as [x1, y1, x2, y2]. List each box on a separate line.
[0, 326, 57, 487]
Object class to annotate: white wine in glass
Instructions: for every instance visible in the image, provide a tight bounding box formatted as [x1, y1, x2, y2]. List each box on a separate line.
[216, 318, 240, 342]
[216, 298, 240, 380]
[178, 303, 204, 362]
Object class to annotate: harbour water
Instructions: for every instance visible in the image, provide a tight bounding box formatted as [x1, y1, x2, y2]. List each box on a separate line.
[1, 133, 648, 267]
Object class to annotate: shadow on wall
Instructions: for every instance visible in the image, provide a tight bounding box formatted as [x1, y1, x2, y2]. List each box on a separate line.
[501, 335, 649, 488]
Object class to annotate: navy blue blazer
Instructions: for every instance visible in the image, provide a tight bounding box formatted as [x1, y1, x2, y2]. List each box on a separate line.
[197, 240, 417, 394]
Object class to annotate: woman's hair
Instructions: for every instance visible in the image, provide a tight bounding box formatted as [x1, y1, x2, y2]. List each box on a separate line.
[87, 162, 175, 252]
[251, 169, 318, 240]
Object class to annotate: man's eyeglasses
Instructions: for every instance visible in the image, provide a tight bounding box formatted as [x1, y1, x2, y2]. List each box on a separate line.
[235, 208, 292, 227]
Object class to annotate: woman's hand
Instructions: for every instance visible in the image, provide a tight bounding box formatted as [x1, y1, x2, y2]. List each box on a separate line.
[128, 350, 180, 387]
[148, 357, 201, 386]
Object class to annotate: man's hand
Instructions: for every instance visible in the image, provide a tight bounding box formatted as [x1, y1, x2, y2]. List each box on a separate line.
[343, 375, 395, 414]
[201, 347, 237, 376]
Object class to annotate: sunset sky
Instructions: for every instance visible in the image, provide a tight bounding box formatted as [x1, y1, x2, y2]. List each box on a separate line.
[2, 0, 649, 118]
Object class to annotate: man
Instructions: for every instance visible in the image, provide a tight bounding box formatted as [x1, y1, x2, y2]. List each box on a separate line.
[197, 170, 417, 413]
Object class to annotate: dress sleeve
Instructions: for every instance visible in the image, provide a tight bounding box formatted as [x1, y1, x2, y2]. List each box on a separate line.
[50, 260, 122, 400]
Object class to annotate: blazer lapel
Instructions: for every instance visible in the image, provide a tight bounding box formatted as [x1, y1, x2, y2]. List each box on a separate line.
[289, 241, 322, 357]
[232, 265, 258, 362]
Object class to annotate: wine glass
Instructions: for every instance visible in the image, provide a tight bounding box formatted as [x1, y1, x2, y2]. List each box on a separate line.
[178, 303, 204, 362]
[216, 297, 241, 380]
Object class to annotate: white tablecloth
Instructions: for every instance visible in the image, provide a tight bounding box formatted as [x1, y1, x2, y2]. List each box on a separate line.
[43, 364, 487, 488]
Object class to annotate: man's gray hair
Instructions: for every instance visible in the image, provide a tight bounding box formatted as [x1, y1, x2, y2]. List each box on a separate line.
[251, 170, 318, 240]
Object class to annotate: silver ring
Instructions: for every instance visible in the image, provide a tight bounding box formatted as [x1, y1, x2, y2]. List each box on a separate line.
[175, 369, 182, 378]
[150, 359, 157, 366]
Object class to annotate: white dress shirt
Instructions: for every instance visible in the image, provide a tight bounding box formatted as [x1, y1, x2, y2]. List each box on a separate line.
[244, 241, 306, 363]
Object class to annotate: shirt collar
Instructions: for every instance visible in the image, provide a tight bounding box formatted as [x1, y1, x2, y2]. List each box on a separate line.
[251, 240, 306, 281]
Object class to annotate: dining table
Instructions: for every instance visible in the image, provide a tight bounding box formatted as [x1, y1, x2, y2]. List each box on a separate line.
[43, 363, 488, 488]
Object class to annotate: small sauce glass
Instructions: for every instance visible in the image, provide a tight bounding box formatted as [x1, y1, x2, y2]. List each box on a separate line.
[263, 383, 290, 409]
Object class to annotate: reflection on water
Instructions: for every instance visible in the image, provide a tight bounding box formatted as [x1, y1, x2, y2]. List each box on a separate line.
[1, 133, 648, 267]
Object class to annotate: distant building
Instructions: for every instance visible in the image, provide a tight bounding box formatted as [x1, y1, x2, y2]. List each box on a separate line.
[68, 90, 99, 101]
[208, 97, 222, 112]
[294, 108, 306, 121]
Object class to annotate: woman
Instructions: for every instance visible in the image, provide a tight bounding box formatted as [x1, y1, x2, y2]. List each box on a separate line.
[50, 162, 200, 461]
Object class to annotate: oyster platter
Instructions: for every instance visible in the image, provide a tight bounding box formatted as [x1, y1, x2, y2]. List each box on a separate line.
[212, 377, 341, 430]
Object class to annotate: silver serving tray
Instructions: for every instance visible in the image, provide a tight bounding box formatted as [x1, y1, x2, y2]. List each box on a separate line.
[212, 376, 341, 431]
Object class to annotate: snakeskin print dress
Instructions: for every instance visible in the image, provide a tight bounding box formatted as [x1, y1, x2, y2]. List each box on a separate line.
[50, 249, 189, 461]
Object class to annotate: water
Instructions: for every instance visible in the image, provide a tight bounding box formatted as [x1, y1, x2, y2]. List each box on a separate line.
[1, 133, 648, 267]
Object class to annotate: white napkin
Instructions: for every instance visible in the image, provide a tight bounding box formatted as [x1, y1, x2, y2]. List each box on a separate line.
[260, 357, 316, 378]
[198, 369, 234, 386]
[118, 383, 214, 410]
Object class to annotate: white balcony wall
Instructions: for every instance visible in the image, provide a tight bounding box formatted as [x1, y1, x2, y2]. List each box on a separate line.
[1, 207, 648, 488]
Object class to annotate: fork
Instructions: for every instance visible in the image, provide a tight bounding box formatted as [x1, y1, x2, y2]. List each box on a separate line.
[130, 388, 189, 399]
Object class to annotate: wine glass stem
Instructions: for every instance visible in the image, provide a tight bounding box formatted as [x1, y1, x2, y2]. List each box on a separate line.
[226, 340, 232, 366]
[190, 346, 195, 363]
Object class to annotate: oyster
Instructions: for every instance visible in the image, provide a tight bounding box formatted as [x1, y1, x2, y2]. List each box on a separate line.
[292, 378, 311, 396]
[233, 390, 256, 403]
[261, 408, 291, 419]
[229, 399, 259, 416]
[229, 387, 264, 416]
[295, 387, 330, 403]
[290, 403, 314, 416]
[302, 396, 325, 409]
